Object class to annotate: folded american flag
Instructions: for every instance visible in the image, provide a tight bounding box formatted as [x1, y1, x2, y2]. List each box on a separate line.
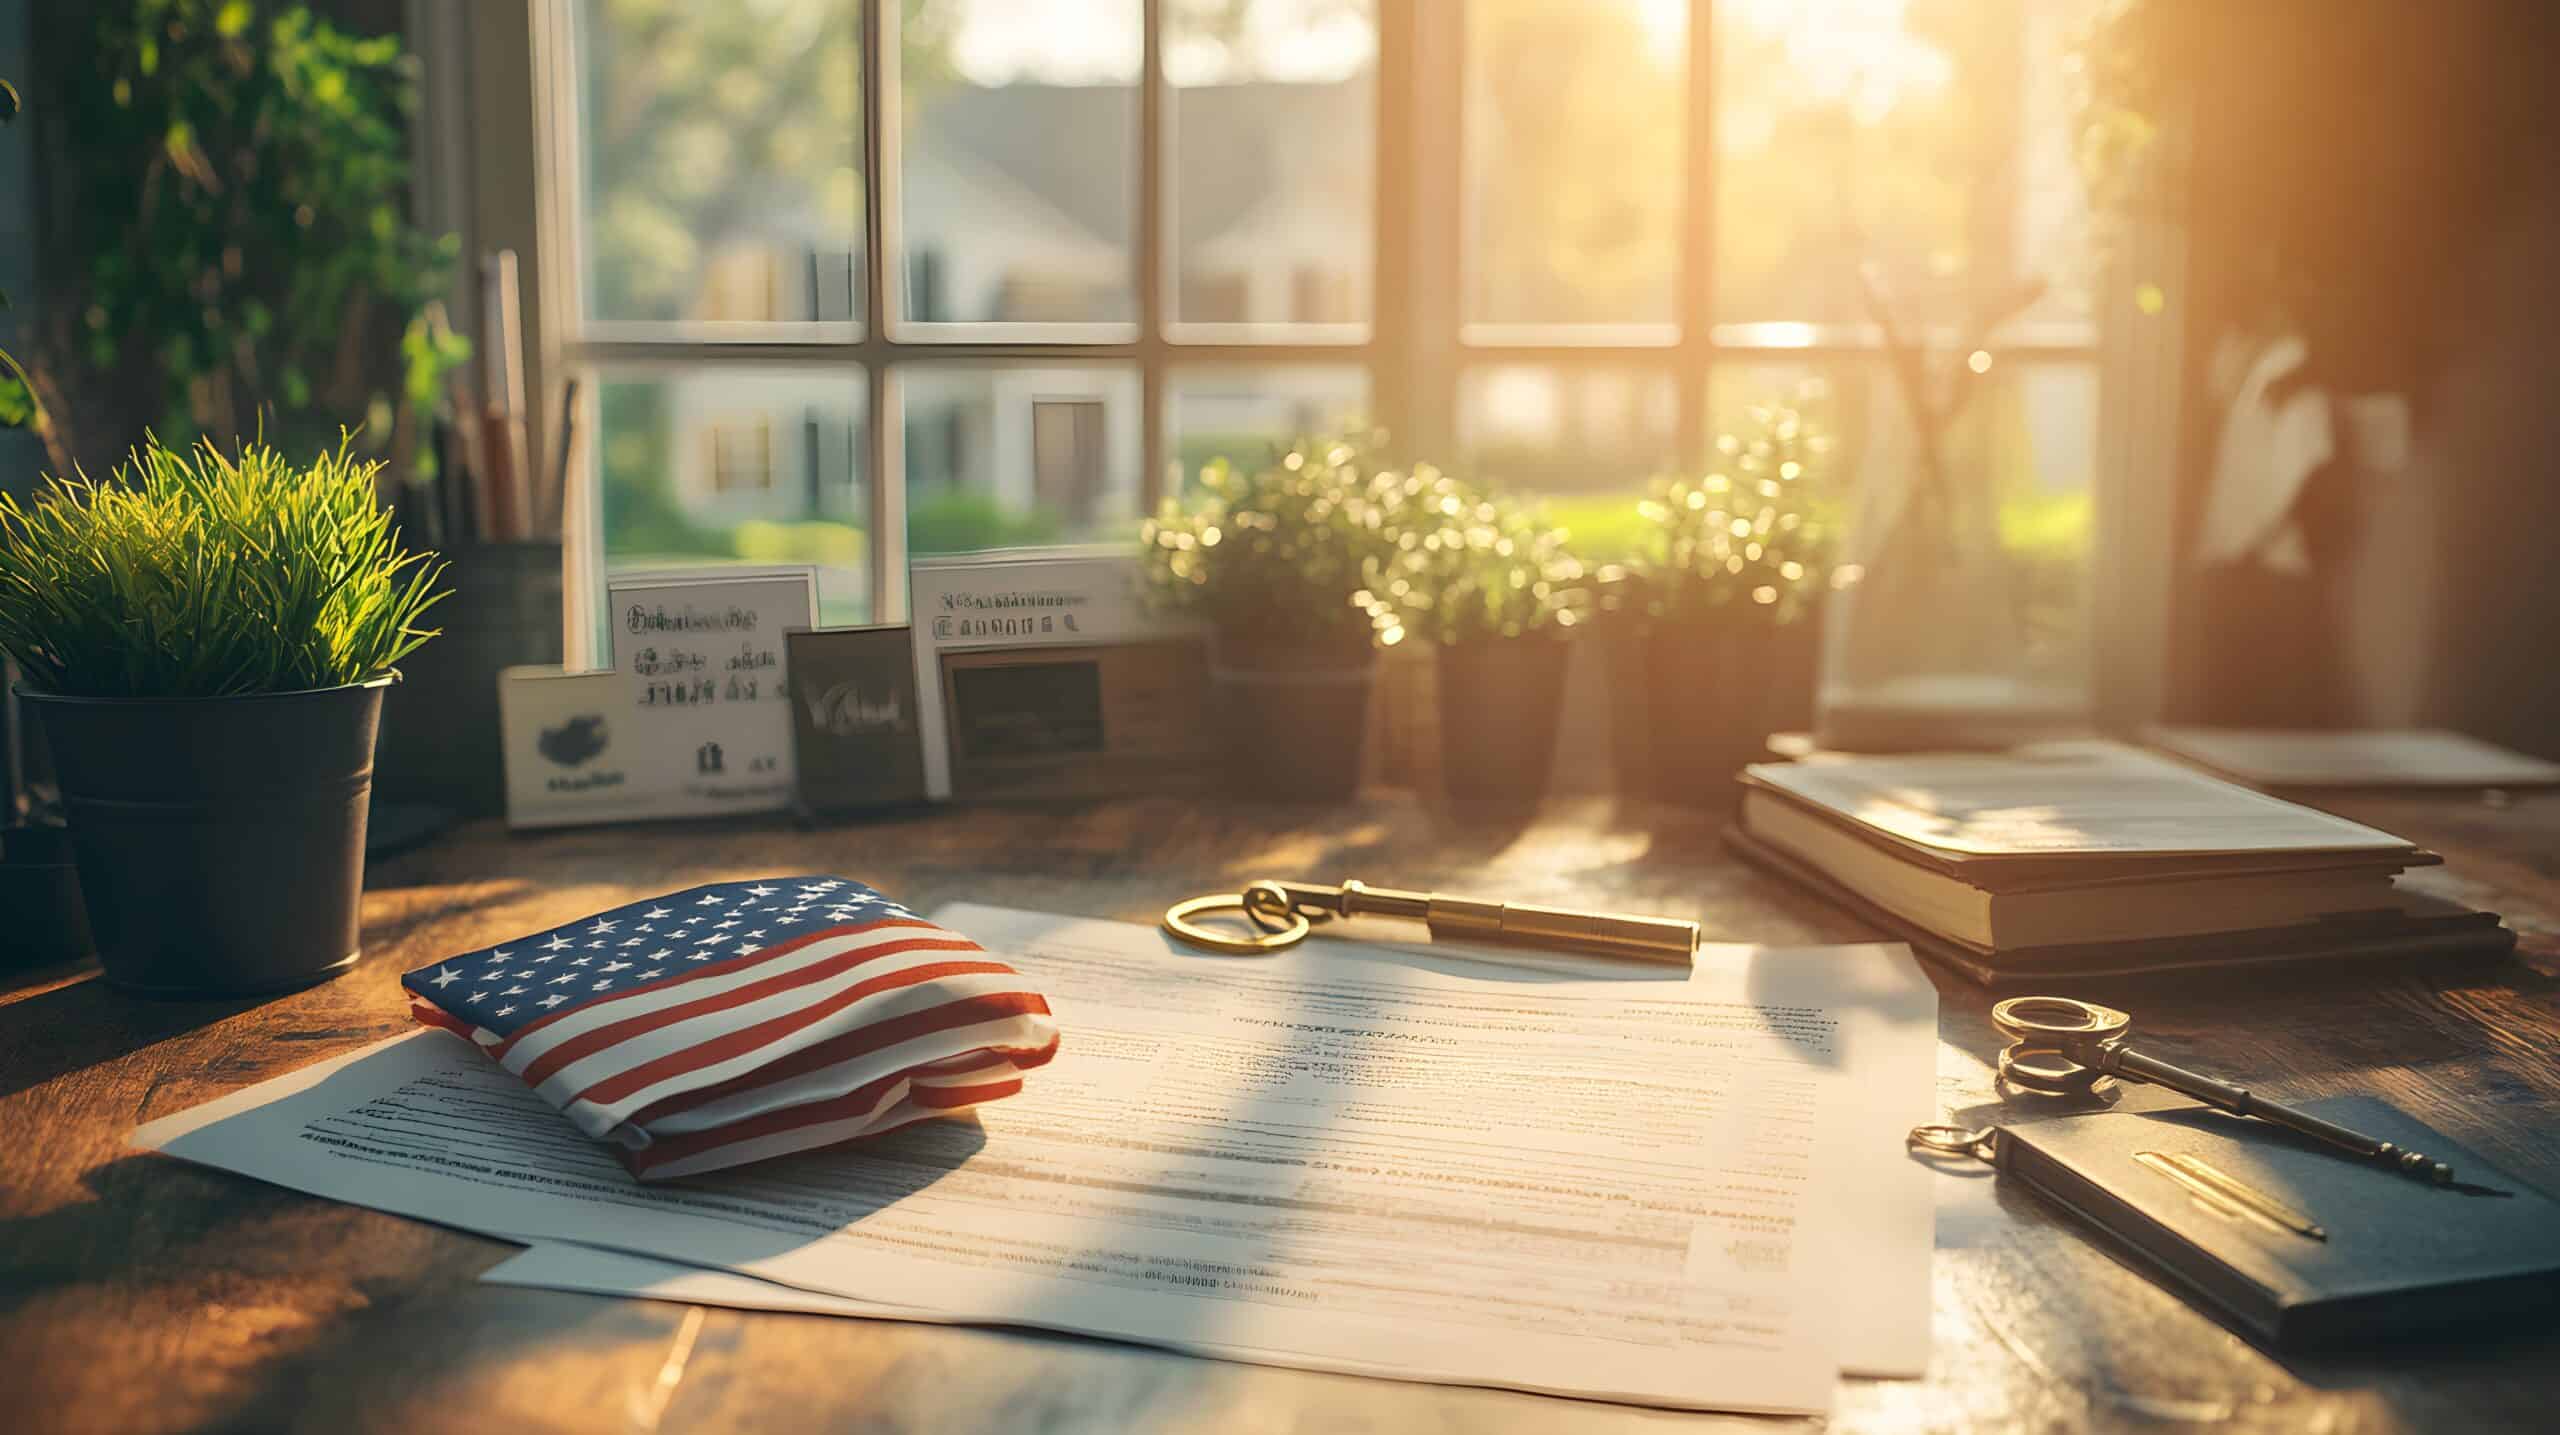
[400, 877, 1058, 1180]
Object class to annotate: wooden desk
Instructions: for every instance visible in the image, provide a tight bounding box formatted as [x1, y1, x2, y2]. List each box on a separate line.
[5, 792, 2557, 1433]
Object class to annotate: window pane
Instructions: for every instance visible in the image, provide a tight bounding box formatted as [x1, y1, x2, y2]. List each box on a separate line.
[1708, 358, 2098, 682]
[901, 0, 1140, 325]
[1712, 0, 2097, 326]
[594, 369, 872, 627]
[1166, 365, 1369, 492]
[901, 364, 1143, 552]
[575, 0, 862, 327]
[1457, 367, 1677, 558]
[1464, 0, 1686, 328]
[1167, 0, 1376, 329]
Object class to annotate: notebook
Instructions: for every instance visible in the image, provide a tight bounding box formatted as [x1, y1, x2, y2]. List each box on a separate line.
[1990, 1096, 2560, 1348]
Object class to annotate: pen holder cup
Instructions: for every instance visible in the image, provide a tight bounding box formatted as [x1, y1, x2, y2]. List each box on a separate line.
[374, 542, 565, 817]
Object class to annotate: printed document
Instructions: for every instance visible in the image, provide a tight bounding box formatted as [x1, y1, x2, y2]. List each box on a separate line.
[133, 905, 1936, 1413]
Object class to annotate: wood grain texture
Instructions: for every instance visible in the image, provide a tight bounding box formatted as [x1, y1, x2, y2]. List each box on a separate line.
[3, 788, 2556, 1434]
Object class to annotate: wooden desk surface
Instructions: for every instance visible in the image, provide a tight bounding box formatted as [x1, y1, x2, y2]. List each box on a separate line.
[5, 791, 2558, 1434]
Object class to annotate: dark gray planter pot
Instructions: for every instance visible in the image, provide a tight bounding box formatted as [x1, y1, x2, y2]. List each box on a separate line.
[21, 677, 390, 997]
[1604, 612, 1811, 809]
[1436, 635, 1569, 803]
[1208, 631, 1377, 802]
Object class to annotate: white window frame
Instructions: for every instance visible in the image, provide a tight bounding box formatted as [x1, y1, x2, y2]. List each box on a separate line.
[443, 0, 2170, 716]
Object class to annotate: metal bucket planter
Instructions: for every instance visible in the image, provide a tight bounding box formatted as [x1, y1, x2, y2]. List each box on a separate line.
[1208, 631, 1377, 802]
[21, 677, 390, 996]
[1436, 635, 1570, 804]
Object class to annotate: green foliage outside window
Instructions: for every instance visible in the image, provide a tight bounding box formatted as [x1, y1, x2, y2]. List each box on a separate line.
[13, 1, 465, 474]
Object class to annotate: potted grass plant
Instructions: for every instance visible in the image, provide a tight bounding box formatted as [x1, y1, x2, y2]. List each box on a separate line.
[1139, 432, 1420, 801]
[1602, 397, 1839, 808]
[1390, 479, 1588, 803]
[0, 436, 445, 995]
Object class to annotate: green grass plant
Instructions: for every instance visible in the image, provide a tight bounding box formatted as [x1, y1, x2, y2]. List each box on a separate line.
[0, 435, 446, 698]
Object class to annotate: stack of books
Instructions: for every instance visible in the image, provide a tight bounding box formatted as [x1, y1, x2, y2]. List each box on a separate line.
[1730, 742, 2513, 985]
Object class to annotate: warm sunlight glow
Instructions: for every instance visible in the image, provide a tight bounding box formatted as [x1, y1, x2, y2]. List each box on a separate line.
[1632, 0, 1687, 67]
[947, 0, 1140, 85]
[1719, 0, 1951, 126]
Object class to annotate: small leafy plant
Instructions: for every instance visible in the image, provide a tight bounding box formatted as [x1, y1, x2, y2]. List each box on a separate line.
[1612, 392, 1841, 627]
[1139, 429, 1426, 647]
[1384, 476, 1588, 647]
[0, 436, 446, 697]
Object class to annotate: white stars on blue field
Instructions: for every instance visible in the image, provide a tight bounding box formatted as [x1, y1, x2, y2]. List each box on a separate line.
[400, 878, 913, 1038]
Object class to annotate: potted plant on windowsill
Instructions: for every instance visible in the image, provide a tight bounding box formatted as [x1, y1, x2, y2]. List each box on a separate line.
[1602, 396, 1840, 808]
[0, 436, 445, 996]
[1391, 479, 1589, 804]
[1138, 433, 1417, 802]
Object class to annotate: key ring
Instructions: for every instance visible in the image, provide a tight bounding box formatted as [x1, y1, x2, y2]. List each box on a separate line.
[1161, 881, 1312, 954]
[1906, 1124, 1999, 1162]
[1991, 995, 2132, 1044]
[1990, 996, 2133, 1096]
[1997, 1041, 2104, 1095]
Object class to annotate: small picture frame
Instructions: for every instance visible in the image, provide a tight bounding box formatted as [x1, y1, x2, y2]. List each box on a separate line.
[495, 664, 629, 829]
[786, 625, 927, 815]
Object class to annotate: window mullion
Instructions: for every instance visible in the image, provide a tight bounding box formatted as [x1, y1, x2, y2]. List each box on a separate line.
[1678, 0, 1717, 470]
[1371, 0, 1416, 457]
[1138, 0, 1168, 511]
[1403, 0, 1463, 464]
[863, 0, 903, 621]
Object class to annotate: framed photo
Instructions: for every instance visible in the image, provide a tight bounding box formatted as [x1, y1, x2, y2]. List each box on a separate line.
[938, 641, 1217, 801]
[495, 664, 629, 829]
[907, 550, 1205, 799]
[786, 626, 927, 814]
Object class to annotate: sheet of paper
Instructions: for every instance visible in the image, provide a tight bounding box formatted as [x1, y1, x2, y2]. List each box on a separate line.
[133, 906, 1937, 1412]
[1750, 739, 2412, 858]
[2147, 726, 2560, 790]
[477, 1241, 1610, 1389]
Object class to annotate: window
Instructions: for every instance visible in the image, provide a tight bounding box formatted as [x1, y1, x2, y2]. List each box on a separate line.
[708, 419, 776, 494]
[593, 369, 872, 626]
[542, 0, 2101, 655]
